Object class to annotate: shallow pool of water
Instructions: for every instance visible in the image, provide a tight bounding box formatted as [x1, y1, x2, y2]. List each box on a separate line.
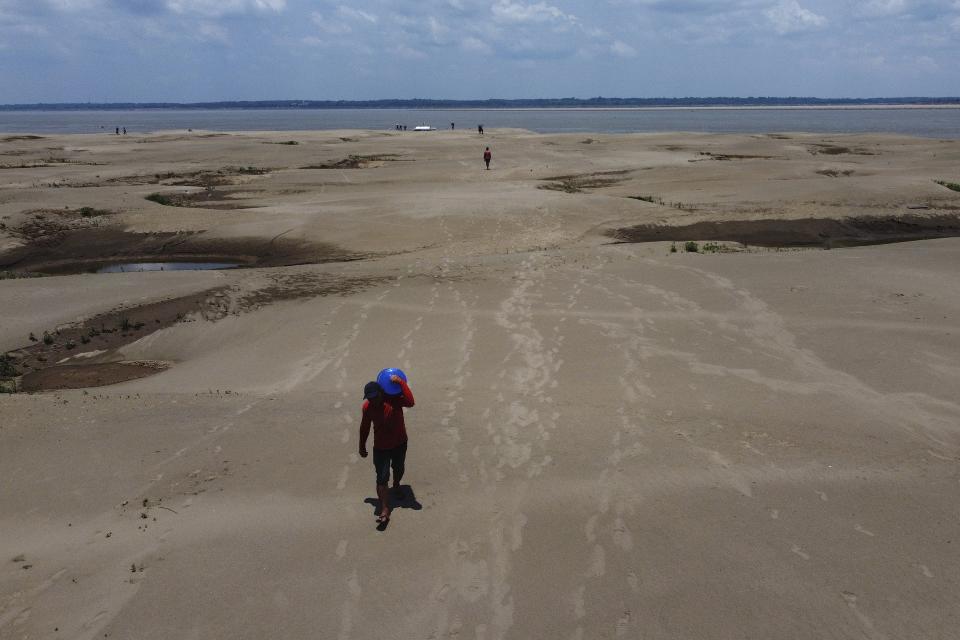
[96, 262, 239, 273]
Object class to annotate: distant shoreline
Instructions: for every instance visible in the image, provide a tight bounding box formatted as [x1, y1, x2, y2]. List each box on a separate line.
[3, 98, 960, 112]
[3, 105, 960, 114]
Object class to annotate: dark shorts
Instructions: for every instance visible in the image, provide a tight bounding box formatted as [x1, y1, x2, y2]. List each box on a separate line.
[372, 441, 407, 486]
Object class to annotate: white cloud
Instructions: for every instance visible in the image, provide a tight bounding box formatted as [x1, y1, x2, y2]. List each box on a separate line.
[461, 35, 493, 53]
[166, 0, 285, 18]
[610, 40, 636, 57]
[393, 43, 427, 59]
[336, 5, 377, 23]
[311, 11, 352, 35]
[765, 0, 826, 34]
[45, 0, 100, 10]
[197, 21, 228, 43]
[858, 0, 909, 17]
[491, 0, 576, 23]
[914, 54, 938, 71]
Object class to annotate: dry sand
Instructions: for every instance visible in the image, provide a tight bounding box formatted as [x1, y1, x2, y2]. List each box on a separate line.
[2, 128, 960, 639]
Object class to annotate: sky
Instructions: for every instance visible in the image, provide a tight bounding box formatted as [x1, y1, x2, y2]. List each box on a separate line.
[1, 0, 959, 102]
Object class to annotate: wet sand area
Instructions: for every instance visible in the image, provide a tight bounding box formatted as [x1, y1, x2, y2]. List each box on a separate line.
[610, 213, 960, 248]
[2, 129, 960, 639]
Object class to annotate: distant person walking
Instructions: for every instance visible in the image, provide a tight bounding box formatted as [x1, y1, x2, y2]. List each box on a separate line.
[359, 374, 415, 525]
[122, 127, 126, 135]
[115, 127, 119, 135]
[478, 124, 484, 135]
[483, 146, 492, 170]
[451, 122, 455, 130]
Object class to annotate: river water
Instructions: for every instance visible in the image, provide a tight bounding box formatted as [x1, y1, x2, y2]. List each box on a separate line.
[2, 107, 960, 138]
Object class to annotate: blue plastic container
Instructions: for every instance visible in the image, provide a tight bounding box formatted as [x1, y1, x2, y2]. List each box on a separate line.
[377, 368, 407, 395]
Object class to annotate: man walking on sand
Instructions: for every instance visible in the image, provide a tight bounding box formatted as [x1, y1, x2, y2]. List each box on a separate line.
[359, 375, 415, 524]
[483, 146, 492, 170]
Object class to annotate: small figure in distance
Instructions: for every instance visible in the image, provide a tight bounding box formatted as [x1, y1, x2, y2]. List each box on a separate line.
[483, 146, 491, 170]
[478, 124, 484, 135]
[115, 127, 119, 135]
[451, 122, 455, 130]
[359, 375, 415, 525]
[122, 127, 126, 135]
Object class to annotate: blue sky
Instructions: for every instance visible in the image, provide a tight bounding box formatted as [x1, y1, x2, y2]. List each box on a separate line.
[1, 0, 959, 102]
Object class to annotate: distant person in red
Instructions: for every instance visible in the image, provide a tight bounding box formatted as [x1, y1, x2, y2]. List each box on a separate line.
[483, 146, 492, 170]
[359, 375, 415, 524]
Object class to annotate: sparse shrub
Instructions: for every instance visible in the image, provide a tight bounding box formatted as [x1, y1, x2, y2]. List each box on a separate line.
[670, 243, 677, 253]
[935, 179, 960, 192]
[78, 206, 103, 217]
[1, 271, 43, 280]
[684, 241, 699, 253]
[120, 317, 132, 331]
[29, 332, 37, 342]
[80, 335, 90, 344]
[65, 340, 76, 350]
[42, 331, 54, 345]
[0, 355, 17, 378]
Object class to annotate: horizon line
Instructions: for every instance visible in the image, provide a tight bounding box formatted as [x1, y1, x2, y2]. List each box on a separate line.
[3, 96, 960, 110]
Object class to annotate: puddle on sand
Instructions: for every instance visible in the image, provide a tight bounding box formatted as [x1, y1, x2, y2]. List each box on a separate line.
[96, 262, 239, 273]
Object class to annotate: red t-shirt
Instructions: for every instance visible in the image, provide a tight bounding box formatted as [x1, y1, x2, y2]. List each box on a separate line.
[360, 379, 415, 450]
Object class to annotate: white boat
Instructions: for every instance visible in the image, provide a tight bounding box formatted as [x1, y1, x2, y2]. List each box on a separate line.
[413, 125, 435, 131]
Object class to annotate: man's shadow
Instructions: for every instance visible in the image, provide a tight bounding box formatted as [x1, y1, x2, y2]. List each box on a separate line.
[364, 484, 423, 530]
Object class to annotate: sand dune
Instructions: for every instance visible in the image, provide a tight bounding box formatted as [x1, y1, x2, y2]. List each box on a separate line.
[2, 129, 960, 639]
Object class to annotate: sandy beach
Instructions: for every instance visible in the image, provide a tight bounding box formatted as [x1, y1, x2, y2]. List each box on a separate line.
[2, 128, 960, 639]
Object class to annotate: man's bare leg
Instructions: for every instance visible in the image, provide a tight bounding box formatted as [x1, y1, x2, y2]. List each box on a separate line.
[376, 484, 391, 521]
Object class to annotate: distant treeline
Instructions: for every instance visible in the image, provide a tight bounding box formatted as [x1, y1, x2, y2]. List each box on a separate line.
[2, 97, 960, 111]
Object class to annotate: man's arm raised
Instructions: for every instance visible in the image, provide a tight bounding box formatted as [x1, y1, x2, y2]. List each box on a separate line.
[392, 375, 415, 408]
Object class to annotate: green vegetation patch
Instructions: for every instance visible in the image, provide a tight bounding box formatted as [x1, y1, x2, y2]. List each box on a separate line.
[935, 180, 960, 193]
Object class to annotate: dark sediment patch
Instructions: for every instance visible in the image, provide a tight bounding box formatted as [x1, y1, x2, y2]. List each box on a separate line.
[0, 227, 368, 275]
[145, 188, 261, 209]
[237, 272, 384, 310]
[693, 151, 778, 161]
[1, 271, 385, 392]
[19, 362, 169, 392]
[807, 144, 876, 156]
[539, 170, 632, 194]
[608, 214, 960, 248]
[1, 287, 226, 392]
[1, 135, 45, 142]
[301, 154, 406, 169]
[816, 169, 855, 178]
[109, 166, 271, 188]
